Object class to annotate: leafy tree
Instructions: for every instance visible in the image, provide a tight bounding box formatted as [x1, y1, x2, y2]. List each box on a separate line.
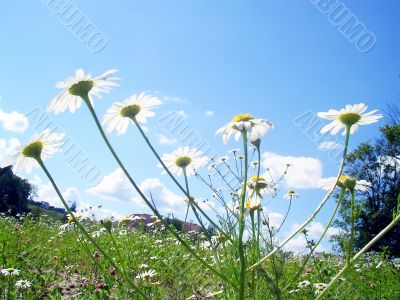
[334, 124, 400, 256]
[0, 166, 35, 216]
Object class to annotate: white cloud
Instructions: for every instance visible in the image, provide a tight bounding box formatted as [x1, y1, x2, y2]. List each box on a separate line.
[205, 110, 214, 117]
[31, 175, 121, 220]
[283, 222, 340, 253]
[87, 169, 185, 215]
[163, 96, 189, 104]
[318, 141, 343, 151]
[0, 109, 29, 132]
[86, 169, 134, 202]
[157, 134, 177, 145]
[261, 152, 323, 189]
[0, 138, 21, 165]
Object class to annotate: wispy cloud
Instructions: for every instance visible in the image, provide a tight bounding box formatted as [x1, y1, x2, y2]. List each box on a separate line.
[318, 141, 343, 151]
[205, 110, 215, 117]
[157, 134, 177, 145]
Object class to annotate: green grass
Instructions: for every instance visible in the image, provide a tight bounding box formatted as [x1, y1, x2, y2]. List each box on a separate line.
[0, 213, 399, 299]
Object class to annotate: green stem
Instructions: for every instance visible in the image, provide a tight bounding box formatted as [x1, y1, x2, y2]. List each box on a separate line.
[347, 191, 356, 265]
[283, 188, 346, 292]
[316, 212, 400, 299]
[249, 126, 351, 271]
[81, 96, 236, 288]
[36, 158, 148, 299]
[132, 118, 228, 240]
[238, 131, 249, 300]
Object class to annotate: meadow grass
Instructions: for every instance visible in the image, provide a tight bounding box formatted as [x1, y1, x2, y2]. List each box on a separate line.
[1, 213, 399, 299]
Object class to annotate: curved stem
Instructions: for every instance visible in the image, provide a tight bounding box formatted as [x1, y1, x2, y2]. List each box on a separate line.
[81, 97, 236, 288]
[36, 158, 148, 299]
[276, 198, 292, 233]
[238, 132, 249, 299]
[248, 126, 351, 271]
[132, 118, 228, 239]
[283, 188, 346, 292]
[316, 212, 400, 299]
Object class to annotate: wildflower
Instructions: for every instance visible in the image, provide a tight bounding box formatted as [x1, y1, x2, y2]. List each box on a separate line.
[245, 196, 261, 215]
[1, 268, 20, 276]
[283, 190, 299, 200]
[103, 93, 162, 135]
[118, 215, 134, 226]
[136, 269, 157, 280]
[140, 264, 149, 269]
[216, 113, 273, 143]
[314, 283, 328, 295]
[217, 156, 229, 164]
[66, 212, 88, 225]
[119, 229, 128, 235]
[229, 148, 240, 154]
[160, 147, 209, 176]
[247, 175, 271, 197]
[250, 161, 259, 168]
[109, 267, 116, 276]
[297, 280, 311, 289]
[317, 103, 382, 135]
[318, 176, 371, 192]
[47, 68, 119, 114]
[15, 280, 31, 288]
[0, 129, 64, 174]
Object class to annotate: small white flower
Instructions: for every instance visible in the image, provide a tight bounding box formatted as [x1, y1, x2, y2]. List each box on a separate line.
[136, 269, 157, 280]
[1, 268, 20, 276]
[160, 147, 209, 176]
[0, 129, 64, 174]
[283, 190, 299, 200]
[229, 148, 240, 154]
[297, 280, 311, 289]
[48, 68, 119, 114]
[317, 103, 382, 135]
[15, 279, 31, 288]
[216, 113, 273, 143]
[103, 93, 162, 135]
[314, 283, 328, 295]
[216, 155, 229, 164]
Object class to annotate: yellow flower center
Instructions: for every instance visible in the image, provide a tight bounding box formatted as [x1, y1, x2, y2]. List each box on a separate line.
[288, 190, 295, 195]
[22, 141, 43, 159]
[248, 175, 268, 190]
[250, 175, 265, 182]
[120, 104, 141, 118]
[338, 113, 361, 127]
[68, 80, 94, 97]
[232, 113, 254, 122]
[338, 175, 357, 191]
[175, 156, 192, 168]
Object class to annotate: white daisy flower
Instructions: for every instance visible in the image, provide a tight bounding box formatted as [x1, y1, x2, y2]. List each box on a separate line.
[314, 283, 328, 295]
[216, 155, 229, 164]
[160, 147, 209, 176]
[0, 129, 64, 174]
[15, 279, 31, 288]
[1, 268, 20, 276]
[317, 103, 382, 135]
[136, 269, 157, 280]
[247, 175, 274, 197]
[297, 280, 311, 289]
[318, 176, 372, 192]
[244, 195, 262, 215]
[283, 190, 299, 200]
[48, 68, 119, 114]
[216, 113, 273, 143]
[102, 93, 162, 135]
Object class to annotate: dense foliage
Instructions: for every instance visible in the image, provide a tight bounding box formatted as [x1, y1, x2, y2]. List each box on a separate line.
[0, 167, 35, 216]
[335, 124, 400, 256]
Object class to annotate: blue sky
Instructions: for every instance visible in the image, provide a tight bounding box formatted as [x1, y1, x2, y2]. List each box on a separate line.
[0, 1, 399, 252]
